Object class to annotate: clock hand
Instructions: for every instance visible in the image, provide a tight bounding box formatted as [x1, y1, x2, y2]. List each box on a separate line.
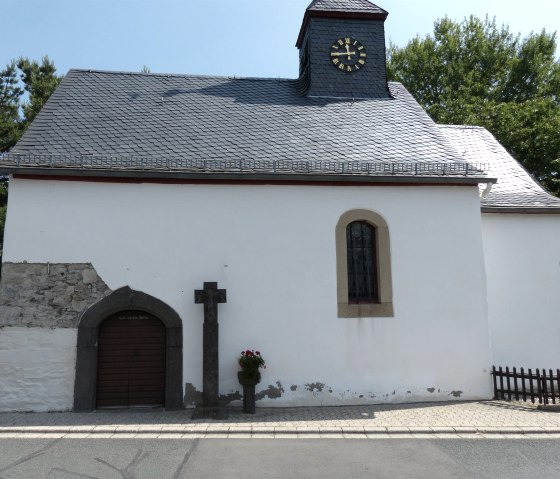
[331, 50, 357, 57]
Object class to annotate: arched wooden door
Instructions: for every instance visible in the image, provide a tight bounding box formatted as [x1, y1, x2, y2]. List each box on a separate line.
[96, 310, 166, 408]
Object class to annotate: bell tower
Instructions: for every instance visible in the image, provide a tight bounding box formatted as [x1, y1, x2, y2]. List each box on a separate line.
[296, 0, 390, 99]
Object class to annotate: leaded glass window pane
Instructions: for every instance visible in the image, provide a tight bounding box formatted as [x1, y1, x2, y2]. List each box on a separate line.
[346, 221, 378, 303]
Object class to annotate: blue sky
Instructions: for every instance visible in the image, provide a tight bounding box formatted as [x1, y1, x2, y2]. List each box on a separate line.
[4, 0, 560, 79]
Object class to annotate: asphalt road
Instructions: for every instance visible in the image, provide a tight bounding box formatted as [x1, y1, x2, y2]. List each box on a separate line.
[1, 438, 560, 478]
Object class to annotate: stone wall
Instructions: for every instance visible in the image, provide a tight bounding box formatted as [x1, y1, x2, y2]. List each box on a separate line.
[0, 263, 111, 328]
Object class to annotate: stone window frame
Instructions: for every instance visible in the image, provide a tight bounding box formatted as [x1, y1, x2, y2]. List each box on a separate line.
[336, 209, 394, 318]
[74, 286, 183, 411]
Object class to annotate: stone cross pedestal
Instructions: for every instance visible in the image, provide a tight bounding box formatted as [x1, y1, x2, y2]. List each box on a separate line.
[192, 281, 227, 419]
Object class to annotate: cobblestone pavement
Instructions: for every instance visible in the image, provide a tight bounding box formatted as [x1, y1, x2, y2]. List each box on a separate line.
[1, 401, 560, 438]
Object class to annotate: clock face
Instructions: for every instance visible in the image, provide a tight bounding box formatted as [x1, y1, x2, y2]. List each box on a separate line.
[330, 37, 367, 73]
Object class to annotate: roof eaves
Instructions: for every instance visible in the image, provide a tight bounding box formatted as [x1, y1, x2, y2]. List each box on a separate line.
[481, 206, 560, 214]
[4, 167, 493, 186]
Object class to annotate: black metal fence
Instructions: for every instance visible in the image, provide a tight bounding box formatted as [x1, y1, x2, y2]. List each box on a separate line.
[492, 366, 560, 404]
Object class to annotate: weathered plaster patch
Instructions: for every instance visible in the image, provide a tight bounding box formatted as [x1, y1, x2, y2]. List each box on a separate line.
[290, 385, 298, 391]
[184, 383, 203, 407]
[0, 263, 111, 328]
[305, 382, 325, 393]
[256, 382, 284, 400]
[449, 390, 463, 398]
[220, 391, 242, 403]
[427, 387, 436, 393]
[184, 383, 242, 406]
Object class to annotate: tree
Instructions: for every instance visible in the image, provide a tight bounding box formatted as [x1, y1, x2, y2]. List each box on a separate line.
[0, 56, 62, 152]
[0, 61, 24, 152]
[16, 57, 62, 127]
[387, 16, 560, 195]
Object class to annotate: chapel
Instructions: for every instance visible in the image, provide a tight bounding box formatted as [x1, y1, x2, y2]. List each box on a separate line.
[1, 0, 559, 412]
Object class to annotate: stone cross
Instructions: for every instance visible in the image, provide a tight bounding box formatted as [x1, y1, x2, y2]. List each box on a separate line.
[193, 281, 227, 419]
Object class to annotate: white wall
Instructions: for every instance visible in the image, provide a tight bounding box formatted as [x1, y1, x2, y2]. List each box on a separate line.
[2, 178, 493, 409]
[482, 214, 560, 369]
[0, 327, 76, 411]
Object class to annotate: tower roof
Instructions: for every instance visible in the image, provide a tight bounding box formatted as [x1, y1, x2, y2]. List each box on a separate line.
[307, 0, 387, 15]
[297, 0, 388, 48]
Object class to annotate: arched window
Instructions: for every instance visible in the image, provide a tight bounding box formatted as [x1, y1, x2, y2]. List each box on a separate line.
[336, 210, 393, 317]
[347, 221, 378, 303]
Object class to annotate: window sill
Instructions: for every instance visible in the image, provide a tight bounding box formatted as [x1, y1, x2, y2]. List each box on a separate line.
[338, 302, 394, 318]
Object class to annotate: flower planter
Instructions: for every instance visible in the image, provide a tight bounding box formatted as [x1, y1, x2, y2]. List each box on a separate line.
[237, 349, 265, 414]
[238, 371, 260, 414]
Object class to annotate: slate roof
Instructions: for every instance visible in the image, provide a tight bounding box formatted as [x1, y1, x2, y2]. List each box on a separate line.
[440, 125, 560, 212]
[307, 0, 387, 14]
[4, 69, 489, 183]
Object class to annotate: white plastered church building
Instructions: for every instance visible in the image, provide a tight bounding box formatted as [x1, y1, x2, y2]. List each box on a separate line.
[1, 0, 559, 412]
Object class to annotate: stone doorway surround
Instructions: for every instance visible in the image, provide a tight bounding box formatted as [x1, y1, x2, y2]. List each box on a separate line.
[74, 286, 183, 411]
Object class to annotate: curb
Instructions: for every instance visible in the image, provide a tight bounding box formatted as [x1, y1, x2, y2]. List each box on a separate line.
[2, 426, 560, 436]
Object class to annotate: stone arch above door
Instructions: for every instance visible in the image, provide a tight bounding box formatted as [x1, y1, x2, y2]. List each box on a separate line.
[73, 286, 183, 411]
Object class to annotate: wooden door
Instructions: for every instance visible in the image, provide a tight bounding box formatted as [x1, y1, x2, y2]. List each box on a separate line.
[96, 310, 166, 408]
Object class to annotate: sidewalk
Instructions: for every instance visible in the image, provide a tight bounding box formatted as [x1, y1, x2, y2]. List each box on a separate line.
[1, 400, 560, 439]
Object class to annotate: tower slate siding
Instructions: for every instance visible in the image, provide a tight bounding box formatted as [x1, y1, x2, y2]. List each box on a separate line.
[304, 17, 389, 98]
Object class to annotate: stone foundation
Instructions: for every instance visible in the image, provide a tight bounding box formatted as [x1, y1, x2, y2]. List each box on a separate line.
[0, 262, 111, 328]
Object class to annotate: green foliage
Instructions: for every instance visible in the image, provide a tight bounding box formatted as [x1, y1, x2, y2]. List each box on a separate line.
[238, 349, 266, 382]
[387, 16, 560, 195]
[0, 181, 7, 205]
[16, 57, 62, 126]
[0, 56, 62, 153]
[0, 61, 24, 152]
